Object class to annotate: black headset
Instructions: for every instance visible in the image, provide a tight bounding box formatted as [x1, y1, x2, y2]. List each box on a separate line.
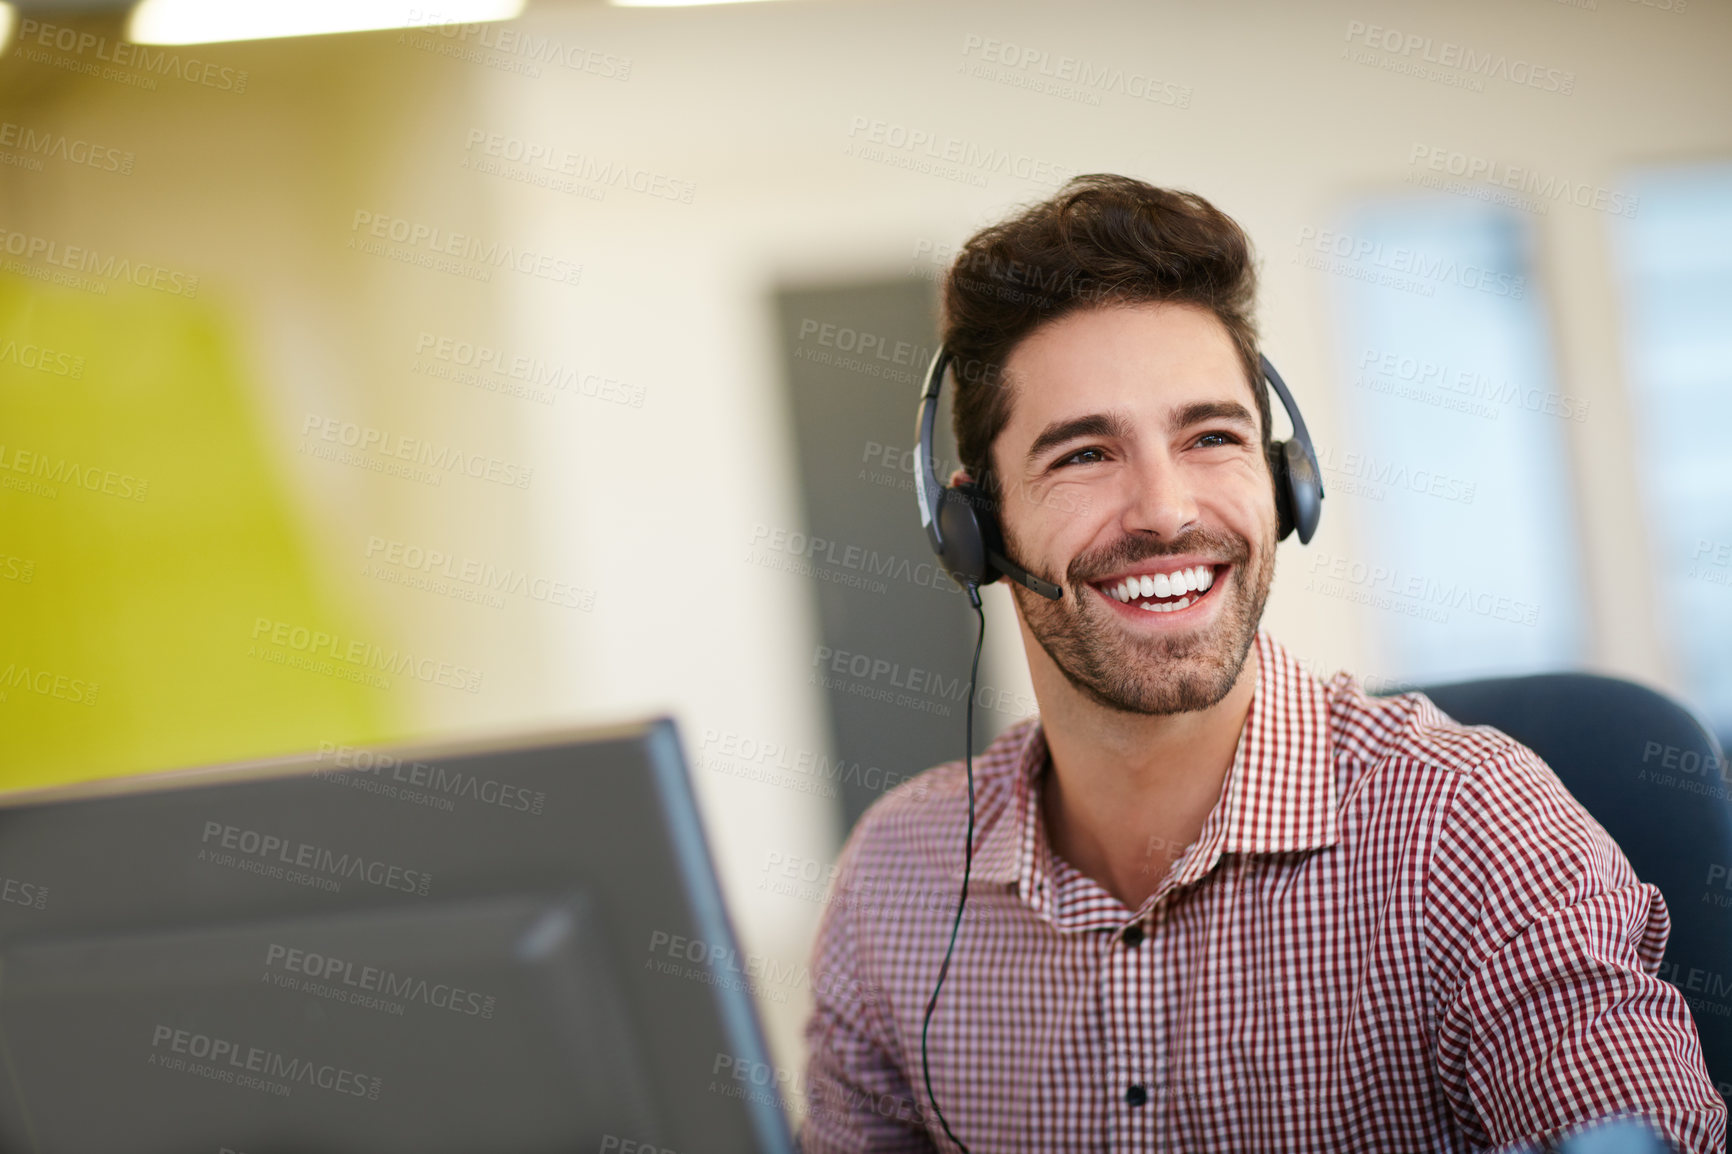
[913, 345, 1324, 599]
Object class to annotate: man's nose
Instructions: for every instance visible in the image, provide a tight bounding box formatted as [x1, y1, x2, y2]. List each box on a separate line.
[1121, 450, 1199, 539]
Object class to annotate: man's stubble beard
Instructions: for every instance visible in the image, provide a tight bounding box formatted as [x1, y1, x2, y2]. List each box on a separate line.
[1007, 519, 1277, 716]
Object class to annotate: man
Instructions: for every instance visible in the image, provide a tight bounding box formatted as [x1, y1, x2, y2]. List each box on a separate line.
[798, 175, 1726, 1152]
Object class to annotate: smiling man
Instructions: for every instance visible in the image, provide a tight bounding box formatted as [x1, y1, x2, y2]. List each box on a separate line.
[798, 175, 1725, 1153]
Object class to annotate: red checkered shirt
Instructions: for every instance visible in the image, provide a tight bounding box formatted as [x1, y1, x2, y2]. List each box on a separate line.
[799, 630, 1727, 1153]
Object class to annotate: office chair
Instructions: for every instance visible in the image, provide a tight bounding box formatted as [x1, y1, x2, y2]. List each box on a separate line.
[1384, 672, 1732, 1106]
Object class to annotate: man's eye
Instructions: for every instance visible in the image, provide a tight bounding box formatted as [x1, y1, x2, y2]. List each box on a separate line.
[1195, 431, 1242, 448]
[1058, 447, 1106, 467]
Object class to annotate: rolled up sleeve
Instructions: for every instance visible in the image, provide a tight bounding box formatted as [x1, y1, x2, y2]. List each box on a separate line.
[1424, 753, 1728, 1153]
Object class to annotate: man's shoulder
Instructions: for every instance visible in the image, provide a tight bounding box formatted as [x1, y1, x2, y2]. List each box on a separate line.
[1270, 633, 1556, 801]
[1328, 669, 1559, 792]
[1323, 669, 1621, 871]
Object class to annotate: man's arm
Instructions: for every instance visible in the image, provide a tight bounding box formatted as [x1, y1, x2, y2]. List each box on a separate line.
[799, 842, 938, 1154]
[1423, 750, 1728, 1153]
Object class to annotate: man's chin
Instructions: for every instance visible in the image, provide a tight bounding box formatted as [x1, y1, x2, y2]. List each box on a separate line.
[1019, 583, 1258, 716]
[1072, 645, 1245, 716]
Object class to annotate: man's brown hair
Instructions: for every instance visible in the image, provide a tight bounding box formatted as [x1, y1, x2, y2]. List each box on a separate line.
[941, 174, 1267, 501]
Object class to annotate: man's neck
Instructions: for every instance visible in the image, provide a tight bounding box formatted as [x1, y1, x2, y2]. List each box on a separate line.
[1027, 635, 1260, 913]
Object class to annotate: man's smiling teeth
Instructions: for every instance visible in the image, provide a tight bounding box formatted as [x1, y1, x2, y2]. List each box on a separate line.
[1104, 565, 1216, 613]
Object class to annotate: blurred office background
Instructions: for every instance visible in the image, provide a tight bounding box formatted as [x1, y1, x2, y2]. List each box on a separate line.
[0, 0, 1728, 1089]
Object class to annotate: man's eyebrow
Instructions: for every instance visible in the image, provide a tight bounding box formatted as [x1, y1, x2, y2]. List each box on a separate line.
[1174, 400, 1258, 431]
[1024, 411, 1135, 468]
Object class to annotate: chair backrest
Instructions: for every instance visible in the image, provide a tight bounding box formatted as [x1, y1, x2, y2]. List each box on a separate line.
[1397, 673, 1732, 1106]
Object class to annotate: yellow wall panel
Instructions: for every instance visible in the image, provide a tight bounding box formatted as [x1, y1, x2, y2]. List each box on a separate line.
[0, 275, 398, 787]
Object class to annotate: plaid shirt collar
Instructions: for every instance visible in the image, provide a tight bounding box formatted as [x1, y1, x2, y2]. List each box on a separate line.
[964, 629, 1339, 926]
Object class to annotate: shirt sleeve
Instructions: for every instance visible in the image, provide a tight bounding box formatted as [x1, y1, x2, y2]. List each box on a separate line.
[1422, 747, 1729, 1154]
[799, 835, 940, 1154]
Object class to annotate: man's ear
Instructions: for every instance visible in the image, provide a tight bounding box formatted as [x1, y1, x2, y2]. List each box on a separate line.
[948, 469, 973, 488]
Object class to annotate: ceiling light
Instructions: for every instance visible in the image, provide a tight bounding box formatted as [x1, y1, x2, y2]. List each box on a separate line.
[609, 0, 786, 7]
[128, 0, 526, 46]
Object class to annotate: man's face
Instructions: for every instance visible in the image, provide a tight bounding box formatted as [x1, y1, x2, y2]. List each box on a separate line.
[989, 301, 1278, 715]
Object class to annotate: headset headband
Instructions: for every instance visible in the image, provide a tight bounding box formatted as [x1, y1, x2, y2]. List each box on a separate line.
[1258, 354, 1315, 464]
[913, 347, 952, 552]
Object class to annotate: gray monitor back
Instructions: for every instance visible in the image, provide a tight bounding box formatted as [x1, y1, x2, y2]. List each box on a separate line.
[0, 717, 795, 1154]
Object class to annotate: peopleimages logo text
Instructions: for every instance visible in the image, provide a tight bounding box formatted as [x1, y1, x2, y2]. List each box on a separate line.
[149, 1025, 380, 1099]
[201, 821, 433, 896]
[0, 227, 198, 297]
[1295, 227, 1525, 298]
[316, 741, 547, 815]
[404, 10, 631, 80]
[0, 120, 134, 174]
[1342, 20, 1574, 94]
[265, 943, 497, 1017]
[349, 211, 582, 287]
[16, 18, 249, 91]
[250, 616, 485, 693]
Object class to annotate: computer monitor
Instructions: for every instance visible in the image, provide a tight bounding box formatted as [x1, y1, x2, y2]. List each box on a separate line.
[0, 716, 798, 1154]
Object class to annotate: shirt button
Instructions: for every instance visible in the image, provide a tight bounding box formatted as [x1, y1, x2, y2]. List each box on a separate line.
[1121, 923, 1145, 948]
[1125, 1083, 1149, 1108]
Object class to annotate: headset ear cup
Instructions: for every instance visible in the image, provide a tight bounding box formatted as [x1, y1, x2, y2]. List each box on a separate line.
[1281, 439, 1323, 545]
[947, 481, 1005, 586]
[935, 483, 996, 588]
[1257, 353, 1323, 546]
[1268, 441, 1295, 542]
